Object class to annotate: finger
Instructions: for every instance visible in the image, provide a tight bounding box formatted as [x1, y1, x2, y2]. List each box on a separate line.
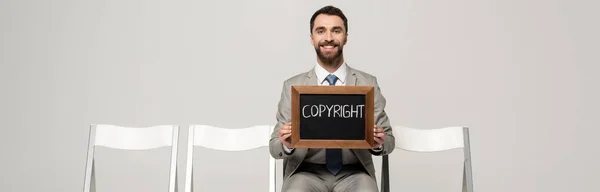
[374, 137, 383, 144]
[281, 133, 292, 139]
[280, 129, 292, 134]
[279, 132, 291, 138]
[281, 129, 291, 134]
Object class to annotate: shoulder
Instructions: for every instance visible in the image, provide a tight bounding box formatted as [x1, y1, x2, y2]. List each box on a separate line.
[281, 68, 312, 85]
[283, 72, 307, 84]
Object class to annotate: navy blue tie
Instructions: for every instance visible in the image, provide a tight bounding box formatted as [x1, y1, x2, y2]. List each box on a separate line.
[325, 74, 342, 175]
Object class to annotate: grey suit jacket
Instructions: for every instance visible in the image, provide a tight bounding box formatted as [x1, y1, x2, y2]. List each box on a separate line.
[269, 65, 395, 182]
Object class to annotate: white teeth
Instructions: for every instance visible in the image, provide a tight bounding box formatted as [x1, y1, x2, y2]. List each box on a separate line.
[323, 46, 334, 49]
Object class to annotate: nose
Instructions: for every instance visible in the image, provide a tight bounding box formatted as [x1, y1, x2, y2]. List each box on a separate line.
[324, 31, 334, 41]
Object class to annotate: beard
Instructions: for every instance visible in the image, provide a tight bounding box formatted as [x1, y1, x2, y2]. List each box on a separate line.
[314, 41, 343, 65]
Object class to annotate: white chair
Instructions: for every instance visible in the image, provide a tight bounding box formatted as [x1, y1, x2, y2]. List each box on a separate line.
[184, 125, 276, 192]
[82, 124, 180, 192]
[379, 126, 474, 192]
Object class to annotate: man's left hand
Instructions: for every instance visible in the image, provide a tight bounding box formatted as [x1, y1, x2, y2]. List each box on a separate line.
[373, 125, 385, 149]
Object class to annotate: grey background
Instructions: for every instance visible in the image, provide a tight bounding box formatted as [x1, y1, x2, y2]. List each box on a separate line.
[1, 0, 598, 191]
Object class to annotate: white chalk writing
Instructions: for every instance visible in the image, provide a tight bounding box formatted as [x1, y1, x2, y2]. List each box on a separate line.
[302, 104, 365, 118]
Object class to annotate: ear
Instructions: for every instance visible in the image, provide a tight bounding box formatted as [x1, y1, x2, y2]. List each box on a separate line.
[343, 33, 348, 45]
[310, 34, 315, 46]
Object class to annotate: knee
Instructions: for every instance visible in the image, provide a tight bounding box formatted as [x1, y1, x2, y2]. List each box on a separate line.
[281, 182, 306, 192]
[282, 183, 318, 192]
[335, 172, 378, 192]
[282, 172, 327, 192]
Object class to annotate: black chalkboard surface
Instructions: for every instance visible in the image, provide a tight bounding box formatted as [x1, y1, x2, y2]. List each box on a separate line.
[291, 86, 374, 149]
[299, 94, 366, 140]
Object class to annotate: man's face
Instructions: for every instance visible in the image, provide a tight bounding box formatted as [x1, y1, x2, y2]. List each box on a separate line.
[311, 14, 347, 63]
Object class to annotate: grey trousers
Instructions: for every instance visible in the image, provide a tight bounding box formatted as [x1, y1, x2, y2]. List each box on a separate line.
[282, 163, 378, 192]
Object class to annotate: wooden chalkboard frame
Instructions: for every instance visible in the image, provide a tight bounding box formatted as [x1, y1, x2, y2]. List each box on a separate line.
[290, 85, 375, 149]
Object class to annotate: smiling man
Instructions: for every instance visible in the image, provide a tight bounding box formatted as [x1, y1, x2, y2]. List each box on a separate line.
[269, 5, 395, 192]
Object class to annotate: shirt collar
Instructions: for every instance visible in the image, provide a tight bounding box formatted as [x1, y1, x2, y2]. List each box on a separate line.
[314, 62, 347, 84]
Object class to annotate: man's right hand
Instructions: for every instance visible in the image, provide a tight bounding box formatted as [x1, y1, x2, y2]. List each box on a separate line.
[278, 122, 293, 148]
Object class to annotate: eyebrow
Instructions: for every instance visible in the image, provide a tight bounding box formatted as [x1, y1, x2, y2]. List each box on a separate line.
[314, 26, 345, 32]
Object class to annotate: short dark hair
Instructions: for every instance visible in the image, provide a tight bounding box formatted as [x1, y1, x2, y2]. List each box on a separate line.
[310, 5, 348, 34]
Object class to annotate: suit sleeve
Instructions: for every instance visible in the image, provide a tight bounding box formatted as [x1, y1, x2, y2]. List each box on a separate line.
[369, 77, 395, 156]
[270, 80, 296, 159]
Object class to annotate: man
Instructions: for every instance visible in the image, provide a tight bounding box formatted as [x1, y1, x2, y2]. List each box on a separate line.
[269, 5, 395, 192]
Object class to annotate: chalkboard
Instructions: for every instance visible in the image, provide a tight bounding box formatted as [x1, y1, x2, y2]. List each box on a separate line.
[299, 94, 366, 140]
[290, 86, 374, 149]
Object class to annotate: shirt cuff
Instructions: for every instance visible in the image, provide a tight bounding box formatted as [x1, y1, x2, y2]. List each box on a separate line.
[283, 144, 295, 154]
[371, 146, 383, 152]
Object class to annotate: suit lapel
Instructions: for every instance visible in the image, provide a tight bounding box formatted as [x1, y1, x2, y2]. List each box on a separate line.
[346, 66, 357, 86]
[304, 67, 319, 85]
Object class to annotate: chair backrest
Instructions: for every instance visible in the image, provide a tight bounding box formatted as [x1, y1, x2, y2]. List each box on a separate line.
[185, 125, 275, 192]
[83, 124, 180, 192]
[380, 126, 473, 192]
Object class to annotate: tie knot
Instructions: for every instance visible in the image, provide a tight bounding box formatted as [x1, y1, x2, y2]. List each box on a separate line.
[326, 74, 338, 85]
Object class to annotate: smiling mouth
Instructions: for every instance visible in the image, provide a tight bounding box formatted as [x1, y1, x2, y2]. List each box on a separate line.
[321, 45, 337, 50]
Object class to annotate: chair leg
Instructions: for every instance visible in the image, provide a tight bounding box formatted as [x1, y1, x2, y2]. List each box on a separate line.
[462, 165, 466, 192]
[381, 155, 390, 192]
[462, 128, 474, 192]
[90, 163, 96, 192]
[462, 160, 474, 192]
[174, 173, 179, 192]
